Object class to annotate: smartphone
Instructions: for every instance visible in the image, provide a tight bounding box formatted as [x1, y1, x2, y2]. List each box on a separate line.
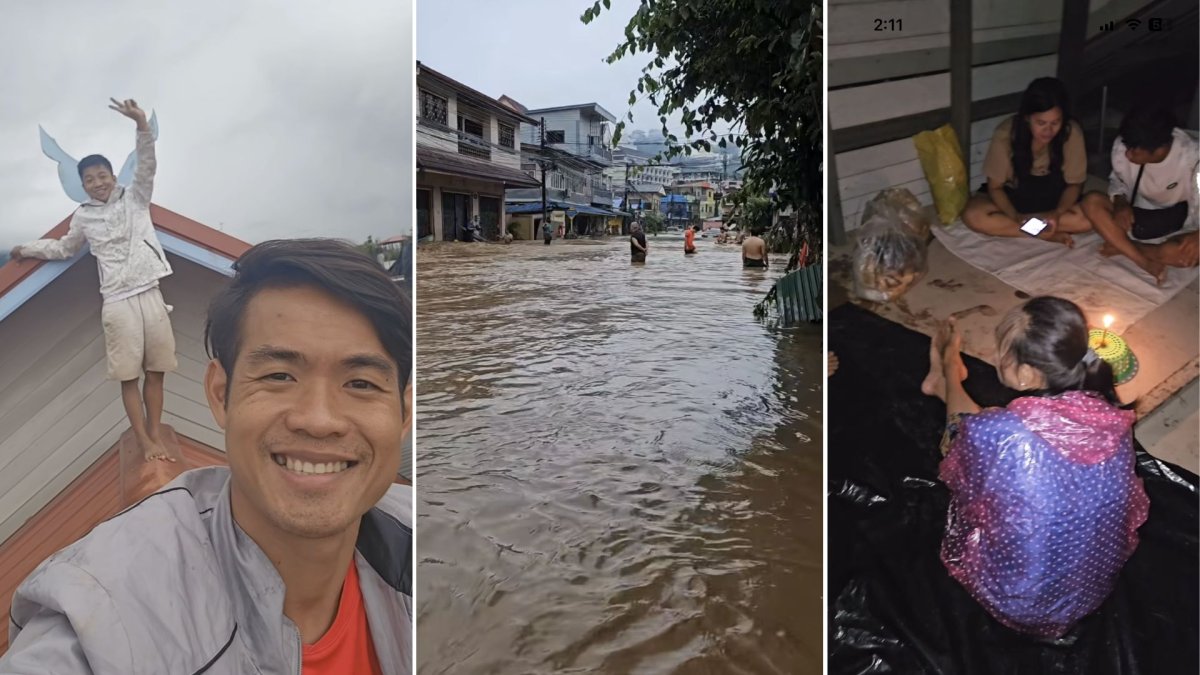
[1020, 217, 1049, 237]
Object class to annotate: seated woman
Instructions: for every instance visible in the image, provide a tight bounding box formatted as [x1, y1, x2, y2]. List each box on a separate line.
[962, 78, 1092, 245]
[1080, 105, 1199, 285]
[921, 297, 1149, 639]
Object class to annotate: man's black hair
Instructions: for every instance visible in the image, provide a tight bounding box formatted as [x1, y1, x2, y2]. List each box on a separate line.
[205, 239, 413, 398]
[1119, 106, 1176, 152]
[78, 155, 113, 179]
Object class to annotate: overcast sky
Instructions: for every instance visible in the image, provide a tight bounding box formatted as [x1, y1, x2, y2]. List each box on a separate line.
[1, 0, 412, 250]
[417, 0, 727, 145]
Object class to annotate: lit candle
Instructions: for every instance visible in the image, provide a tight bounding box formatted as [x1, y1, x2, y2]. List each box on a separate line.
[1102, 314, 1114, 348]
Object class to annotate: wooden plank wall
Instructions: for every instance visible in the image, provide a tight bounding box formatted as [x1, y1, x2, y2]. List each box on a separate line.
[829, 0, 1152, 233]
[829, 0, 1068, 232]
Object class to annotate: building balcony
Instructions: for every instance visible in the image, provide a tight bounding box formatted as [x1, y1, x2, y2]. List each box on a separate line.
[586, 142, 612, 163]
[457, 134, 491, 161]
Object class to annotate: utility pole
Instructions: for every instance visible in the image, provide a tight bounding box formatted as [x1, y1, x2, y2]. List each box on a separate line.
[540, 116, 548, 240]
[623, 162, 630, 234]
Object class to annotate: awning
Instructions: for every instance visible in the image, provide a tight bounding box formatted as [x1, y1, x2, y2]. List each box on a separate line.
[506, 202, 630, 217]
[505, 201, 570, 214]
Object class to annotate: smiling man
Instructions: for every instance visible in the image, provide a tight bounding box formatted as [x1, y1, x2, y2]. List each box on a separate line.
[1, 239, 413, 674]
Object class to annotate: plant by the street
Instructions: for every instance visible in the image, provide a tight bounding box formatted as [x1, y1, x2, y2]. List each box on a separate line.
[641, 210, 665, 234]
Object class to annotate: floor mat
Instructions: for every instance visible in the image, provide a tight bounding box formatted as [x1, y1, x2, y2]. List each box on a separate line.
[931, 225, 1198, 332]
[828, 303, 1199, 675]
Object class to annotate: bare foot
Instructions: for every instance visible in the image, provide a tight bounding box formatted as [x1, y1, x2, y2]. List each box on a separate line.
[940, 318, 969, 383]
[1047, 231, 1074, 248]
[142, 435, 175, 463]
[1138, 258, 1167, 286]
[922, 323, 949, 397]
[1122, 247, 1167, 285]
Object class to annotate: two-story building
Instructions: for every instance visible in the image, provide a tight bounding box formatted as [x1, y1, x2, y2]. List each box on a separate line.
[416, 62, 540, 242]
[504, 100, 627, 237]
[505, 143, 612, 239]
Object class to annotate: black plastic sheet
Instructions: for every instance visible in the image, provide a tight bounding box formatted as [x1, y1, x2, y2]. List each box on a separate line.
[829, 303, 1198, 675]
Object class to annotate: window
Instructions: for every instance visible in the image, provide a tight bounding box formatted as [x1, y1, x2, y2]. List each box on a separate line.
[457, 115, 484, 138]
[545, 130, 565, 144]
[499, 124, 515, 149]
[420, 90, 447, 125]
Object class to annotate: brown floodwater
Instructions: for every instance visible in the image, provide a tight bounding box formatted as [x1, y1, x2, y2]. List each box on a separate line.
[416, 236, 822, 674]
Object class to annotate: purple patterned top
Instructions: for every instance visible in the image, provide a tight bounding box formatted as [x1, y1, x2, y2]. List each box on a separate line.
[940, 391, 1150, 638]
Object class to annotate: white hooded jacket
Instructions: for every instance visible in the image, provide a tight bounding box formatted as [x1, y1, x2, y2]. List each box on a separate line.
[19, 129, 172, 303]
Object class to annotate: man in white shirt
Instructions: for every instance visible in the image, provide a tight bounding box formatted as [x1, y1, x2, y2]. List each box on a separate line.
[1081, 105, 1199, 284]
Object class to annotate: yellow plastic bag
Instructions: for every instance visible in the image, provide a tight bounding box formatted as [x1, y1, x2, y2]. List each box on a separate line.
[913, 124, 968, 224]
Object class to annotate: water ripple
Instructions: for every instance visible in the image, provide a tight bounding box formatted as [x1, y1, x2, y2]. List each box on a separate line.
[417, 239, 822, 674]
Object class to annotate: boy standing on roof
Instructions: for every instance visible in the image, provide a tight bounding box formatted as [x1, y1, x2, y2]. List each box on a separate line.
[10, 98, 177, 463]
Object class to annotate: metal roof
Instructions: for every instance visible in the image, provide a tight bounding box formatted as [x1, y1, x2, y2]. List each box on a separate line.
[417, 146, 540, 187]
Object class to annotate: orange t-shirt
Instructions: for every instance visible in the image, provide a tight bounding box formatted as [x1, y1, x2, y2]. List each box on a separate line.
[302, 561, 383, 675]
[684, 229, 695, 250]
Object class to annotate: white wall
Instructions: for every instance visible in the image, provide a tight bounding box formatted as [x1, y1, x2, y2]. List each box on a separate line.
[830, 0, 1063, 63]
[830, 55, 1057, 130]
[836, 114, 1009, 232]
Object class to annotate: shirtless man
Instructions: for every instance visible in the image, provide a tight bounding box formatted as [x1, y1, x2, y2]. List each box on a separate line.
[741, 227, 768, 268]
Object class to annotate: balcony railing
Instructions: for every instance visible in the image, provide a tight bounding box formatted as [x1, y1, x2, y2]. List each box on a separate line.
[458, 133, 491, 161]
[587, 140, 613, 162]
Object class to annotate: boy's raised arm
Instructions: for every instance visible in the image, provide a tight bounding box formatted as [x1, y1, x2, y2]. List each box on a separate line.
[110, 98, 155, 205]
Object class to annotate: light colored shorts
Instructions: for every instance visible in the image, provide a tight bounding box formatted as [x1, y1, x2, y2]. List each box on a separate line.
[100, 287, 178, 381]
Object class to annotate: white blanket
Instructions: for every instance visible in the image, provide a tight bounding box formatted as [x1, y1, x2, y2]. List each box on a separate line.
[931, 225, 1198, 332]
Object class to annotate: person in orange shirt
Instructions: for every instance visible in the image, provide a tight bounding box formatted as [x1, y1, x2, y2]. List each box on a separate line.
[684, 224, 699, 254]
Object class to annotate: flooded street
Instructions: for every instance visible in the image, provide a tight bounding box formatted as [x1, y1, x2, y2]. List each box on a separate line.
[416, 236, 822, 674]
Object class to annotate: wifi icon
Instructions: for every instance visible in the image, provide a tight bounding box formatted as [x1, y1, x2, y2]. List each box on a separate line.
[1127, 19, 1142, 30]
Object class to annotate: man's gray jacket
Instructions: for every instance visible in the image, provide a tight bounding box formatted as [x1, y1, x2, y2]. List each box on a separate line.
[2, 467, 412, 674]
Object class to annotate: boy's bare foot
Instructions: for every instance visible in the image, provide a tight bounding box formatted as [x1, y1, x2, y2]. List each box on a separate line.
[141, 434, 174, 462]
[1097, 239, 1166, 284]
[1154, 238, 1200, 268]
[1137, 258, 1167, 286]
